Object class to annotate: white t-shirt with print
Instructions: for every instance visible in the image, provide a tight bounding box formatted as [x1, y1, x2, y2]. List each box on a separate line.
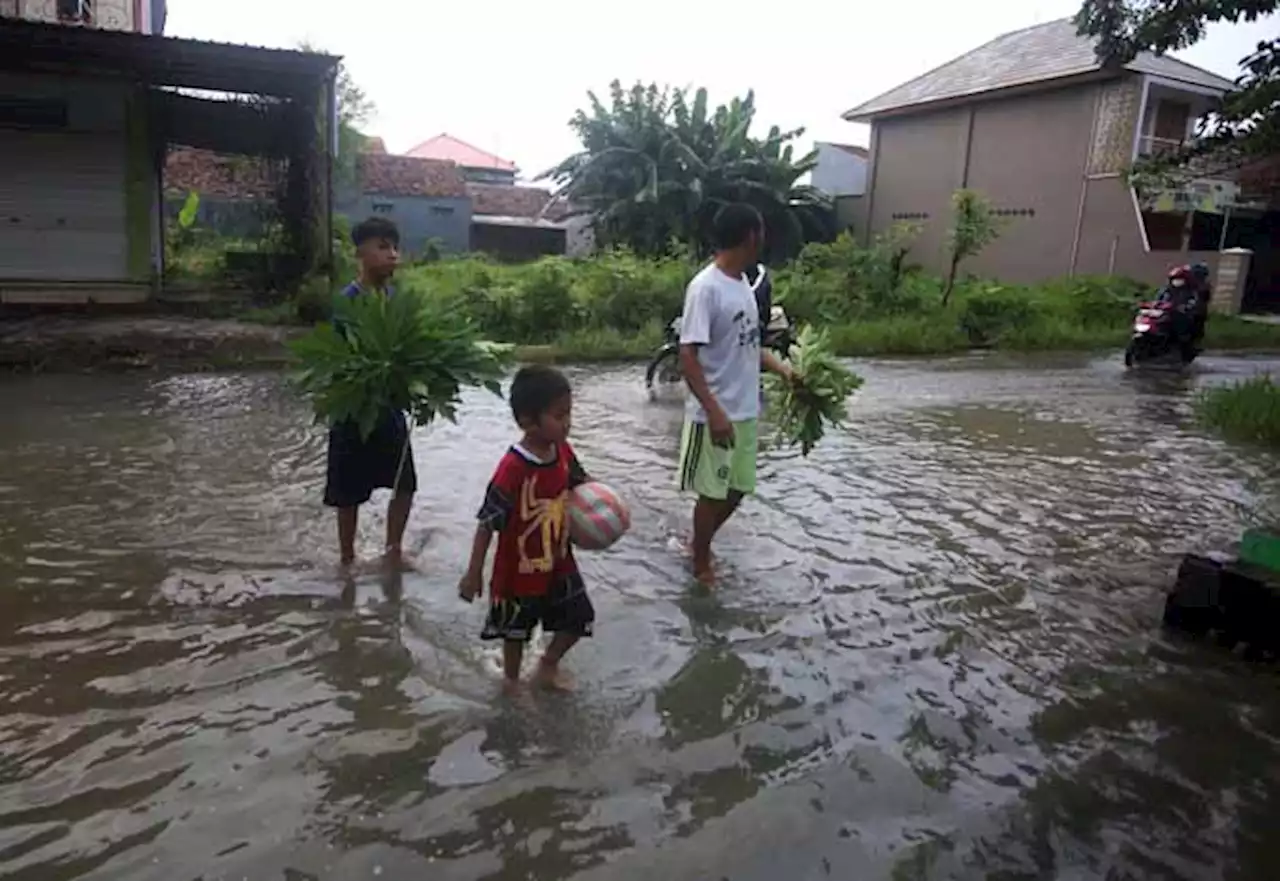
[679, 262, 761, 424]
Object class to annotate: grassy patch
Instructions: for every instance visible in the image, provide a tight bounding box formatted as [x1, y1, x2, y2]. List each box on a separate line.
[1197, 376, 1280, 448]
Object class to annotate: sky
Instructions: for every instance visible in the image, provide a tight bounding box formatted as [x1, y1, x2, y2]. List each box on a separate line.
[166, 0, 1275, 185]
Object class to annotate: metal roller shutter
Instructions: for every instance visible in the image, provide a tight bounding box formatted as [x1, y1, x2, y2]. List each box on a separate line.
[0, 128, 128, 281]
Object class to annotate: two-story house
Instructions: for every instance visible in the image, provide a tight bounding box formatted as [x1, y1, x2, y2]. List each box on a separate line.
[0, 2, 339, 304]
[405, 134, 518, 186]
[844, 18, 1238, 286]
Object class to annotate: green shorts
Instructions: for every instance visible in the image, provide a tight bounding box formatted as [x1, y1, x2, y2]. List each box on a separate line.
[677, 418, 758, 500]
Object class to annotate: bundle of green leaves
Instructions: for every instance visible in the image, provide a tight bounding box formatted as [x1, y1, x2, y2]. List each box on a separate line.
[765, 324, 863, 456]
[289, 285, 513, 440]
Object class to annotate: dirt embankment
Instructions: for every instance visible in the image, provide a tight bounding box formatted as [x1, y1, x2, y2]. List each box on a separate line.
[0, 316, 299, 372]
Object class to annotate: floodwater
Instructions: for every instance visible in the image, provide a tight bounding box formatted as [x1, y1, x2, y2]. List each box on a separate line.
[4, 353, 1280, 881]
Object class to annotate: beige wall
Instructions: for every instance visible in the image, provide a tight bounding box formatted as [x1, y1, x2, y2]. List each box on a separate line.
[866, 107, 970, 265]
[863, 74, 1214, 284]
[965, 85, 1097, 281]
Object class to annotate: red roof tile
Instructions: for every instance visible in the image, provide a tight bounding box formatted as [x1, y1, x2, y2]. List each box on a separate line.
[406, 133, 516, 171]
[467, 183, 552, 218]
[164, 148, 276, 198]
[360, 154, 468, 198]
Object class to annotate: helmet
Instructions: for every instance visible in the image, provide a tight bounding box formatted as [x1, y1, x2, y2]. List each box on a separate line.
[1168, 264, 1193, 281]
[1190, 262, 1211, 283]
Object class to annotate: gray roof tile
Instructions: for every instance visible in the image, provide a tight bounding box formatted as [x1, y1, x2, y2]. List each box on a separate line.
[844, 18, 1236, 121]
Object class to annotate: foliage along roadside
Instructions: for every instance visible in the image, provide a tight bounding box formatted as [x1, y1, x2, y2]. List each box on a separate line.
[1197, 376, 1280, 449]
[249, 232, 1280, 362]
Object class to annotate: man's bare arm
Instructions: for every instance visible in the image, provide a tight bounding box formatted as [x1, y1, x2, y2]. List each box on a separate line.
[680, 344, 723, 418]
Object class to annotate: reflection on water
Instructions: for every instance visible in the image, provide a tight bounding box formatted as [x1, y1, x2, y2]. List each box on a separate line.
[3, 354, 1280, 880]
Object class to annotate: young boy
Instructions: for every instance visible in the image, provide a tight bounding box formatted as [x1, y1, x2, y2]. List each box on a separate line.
[324, 216, 417, 569]
[458, 365, 594, 690]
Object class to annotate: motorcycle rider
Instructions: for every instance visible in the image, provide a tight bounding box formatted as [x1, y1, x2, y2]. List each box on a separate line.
[1156, 265, 1203, 350]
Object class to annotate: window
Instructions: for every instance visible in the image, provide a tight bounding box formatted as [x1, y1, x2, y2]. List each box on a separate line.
[992, 207, 1036, 218]
[57, 0, 92, 23]
[371, 201, 394, 214]
[891, 211, 929, 221]
[430, 205, 455, 217]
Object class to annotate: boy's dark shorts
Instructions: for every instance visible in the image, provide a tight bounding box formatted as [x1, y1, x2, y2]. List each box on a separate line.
[481, 572, 594, 642]
[323, 409, 417, 508]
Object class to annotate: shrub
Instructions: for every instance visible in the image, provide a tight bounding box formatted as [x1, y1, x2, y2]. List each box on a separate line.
[1197, 376, 1280, 448]
[955, 284, 1037, 347]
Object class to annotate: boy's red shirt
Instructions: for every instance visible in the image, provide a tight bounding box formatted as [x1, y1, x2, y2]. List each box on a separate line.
[477, 441, 588, 599]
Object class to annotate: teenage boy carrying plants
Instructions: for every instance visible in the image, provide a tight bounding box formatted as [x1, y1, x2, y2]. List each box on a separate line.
[323, 216, 417, 569]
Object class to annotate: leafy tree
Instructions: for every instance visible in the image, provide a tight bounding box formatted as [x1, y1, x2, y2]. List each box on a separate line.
[1074, 0, 1278, 195]
[943, 189, 1002, 305]
[298, 42, 375, 190]
[541, 81, 835, 261]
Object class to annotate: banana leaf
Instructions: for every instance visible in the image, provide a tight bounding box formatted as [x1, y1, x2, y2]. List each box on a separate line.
[764, 324, 863, 456]
[288, 284, 513, 440]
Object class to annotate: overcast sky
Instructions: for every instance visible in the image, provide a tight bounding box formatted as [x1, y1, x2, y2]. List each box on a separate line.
[167, 0, 1274, 184]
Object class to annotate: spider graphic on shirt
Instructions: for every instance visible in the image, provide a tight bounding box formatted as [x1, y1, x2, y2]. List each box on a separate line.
[516, 475, 569, 575]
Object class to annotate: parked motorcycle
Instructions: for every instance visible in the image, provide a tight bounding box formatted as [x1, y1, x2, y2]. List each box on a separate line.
[1124, 265, 1206, 369]
[644, 264, 795, 389]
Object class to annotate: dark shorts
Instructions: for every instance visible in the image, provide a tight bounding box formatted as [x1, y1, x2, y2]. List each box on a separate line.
[323, 409, 417, 508]
[481, 572, 595, 642]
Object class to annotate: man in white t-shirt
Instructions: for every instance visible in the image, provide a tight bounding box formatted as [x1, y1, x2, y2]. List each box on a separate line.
[676, 203, 795, 586]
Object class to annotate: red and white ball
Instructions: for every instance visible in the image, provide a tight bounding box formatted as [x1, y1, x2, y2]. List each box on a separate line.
[568, 482, 630, 550]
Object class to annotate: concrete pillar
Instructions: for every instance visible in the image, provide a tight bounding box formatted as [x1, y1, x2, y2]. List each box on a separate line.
[1212, 248, 1253, 315]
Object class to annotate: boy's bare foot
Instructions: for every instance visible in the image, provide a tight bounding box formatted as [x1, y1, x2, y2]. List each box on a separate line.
[693, 565, 717, 588]
[382, 547, 417, 572]
[501, 678, 523, 697]
[532, 660, 575, 692]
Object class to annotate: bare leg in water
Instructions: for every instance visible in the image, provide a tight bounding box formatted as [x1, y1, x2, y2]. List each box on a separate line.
[337, 506, 359, 568]
[384, 491, 414, 569]
[532, 632, 580, 691]
[690, 490, 743, 585]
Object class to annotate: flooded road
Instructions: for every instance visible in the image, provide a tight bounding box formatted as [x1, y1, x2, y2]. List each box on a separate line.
[4, 353, 1280, 881]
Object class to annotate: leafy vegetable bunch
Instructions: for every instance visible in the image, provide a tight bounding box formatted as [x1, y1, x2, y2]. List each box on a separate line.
[289, 284, 512, 439]
[765, 324, 863, 456]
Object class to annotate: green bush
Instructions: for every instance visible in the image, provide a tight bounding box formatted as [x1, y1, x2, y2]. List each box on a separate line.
[1197, 376, 1280, 448]
[955, 284, 1037, 347]
[217, 225, 1280, 361]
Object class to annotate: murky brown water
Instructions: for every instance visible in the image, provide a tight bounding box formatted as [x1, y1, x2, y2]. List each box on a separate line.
[4, 353, 1280, 881]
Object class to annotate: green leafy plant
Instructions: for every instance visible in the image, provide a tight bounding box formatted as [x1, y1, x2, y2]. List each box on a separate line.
[1197, 375, 1280, 448]
[766, 325, 864, 455]
[288, 285, 513, 440]
[943, 189, 1002, 306]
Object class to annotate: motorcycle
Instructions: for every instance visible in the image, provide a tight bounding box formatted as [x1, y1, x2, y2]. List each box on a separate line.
[644, 265, 796, 389]
[1124, 266, 1205, 369]
[1124, 298, 1199, 368]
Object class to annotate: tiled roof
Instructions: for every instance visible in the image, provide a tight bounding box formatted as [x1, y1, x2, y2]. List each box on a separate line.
[405, 133, 517, 171]
[360, 154, 467, 198]
[844, 18, 1236, 121]
[164, 148, 277, 198]
[467, 183, 552, 218]
[361, 136, 387, 154]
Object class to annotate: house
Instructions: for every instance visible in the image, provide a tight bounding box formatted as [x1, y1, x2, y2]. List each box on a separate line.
[405, 133, 517, 186]
[811, 141, 869, 233]
[7, 0, 166, 33]
[843, 18, 1241, 287]
[466, 183, 564, 260]
[812, 142, 868, 197]
[341, 153, 471, 255]
[0, 3, 339, 304]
